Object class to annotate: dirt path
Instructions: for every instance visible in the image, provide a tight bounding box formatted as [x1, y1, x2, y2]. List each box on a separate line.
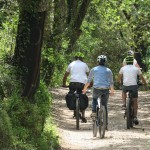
[51, 87, 150, 150]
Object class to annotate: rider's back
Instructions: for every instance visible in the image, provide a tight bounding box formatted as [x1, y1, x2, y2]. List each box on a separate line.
[120, 65, 142, 86]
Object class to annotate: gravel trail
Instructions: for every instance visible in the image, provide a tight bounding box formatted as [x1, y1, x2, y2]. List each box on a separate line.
[51, 87, 150, 150]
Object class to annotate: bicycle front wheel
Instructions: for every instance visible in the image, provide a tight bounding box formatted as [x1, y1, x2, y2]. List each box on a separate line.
[98, 106, 106, 138]
[76, 98, 80, 130]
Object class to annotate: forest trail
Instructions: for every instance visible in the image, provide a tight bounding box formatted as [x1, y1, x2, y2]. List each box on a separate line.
[51, 87, 150, 150]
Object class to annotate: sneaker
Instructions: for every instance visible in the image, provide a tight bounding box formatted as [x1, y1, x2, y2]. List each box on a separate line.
[121, 104, 126, 110]
[133, 117, 139, 125]
[90, 112, 96, 118]
[81, 117, 87, 123]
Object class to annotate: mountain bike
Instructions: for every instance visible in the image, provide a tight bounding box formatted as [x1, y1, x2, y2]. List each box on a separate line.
[92, 96, 106, 138]
[124, 90, 134, 129]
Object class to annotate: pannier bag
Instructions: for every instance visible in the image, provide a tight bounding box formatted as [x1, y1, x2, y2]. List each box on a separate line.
[65, 93, 89, 110]
[79, 93, 89, 110]
[65, 93, 76, 110]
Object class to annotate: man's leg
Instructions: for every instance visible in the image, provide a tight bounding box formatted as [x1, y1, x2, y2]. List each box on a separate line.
[133, 98, 138, 117]
[69, 83, 77, 118]
[90, 98, 97, 117]
[102, 91, 109, 130]
[132, 86, 139, 125]
[122, 91, 127, 108]
[81, 110, 87, 123]
[133, 98, 139, 125]
[78, 83, 87, 123]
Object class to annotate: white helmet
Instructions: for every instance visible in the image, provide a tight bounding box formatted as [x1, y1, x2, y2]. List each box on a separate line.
[97, 55, 107, 64]
[127, 50, 134, 56]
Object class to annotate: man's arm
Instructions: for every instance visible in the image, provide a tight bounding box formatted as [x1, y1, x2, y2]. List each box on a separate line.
[139, 74, 146, 85]
[82, 83, 91, 94]
[122, 58, 126, 67]
[63, 71, 69, 87]
[118, 73, 123, 85]
[109, 85, 114, 96]
[109, 71, 114, 96]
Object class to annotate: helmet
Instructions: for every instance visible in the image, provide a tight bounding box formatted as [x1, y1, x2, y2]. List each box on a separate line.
[75, 52, 84, 58]
[97, 55, 107, 65]
[125, 55, 134, 64]
[127, 50, 134, 56]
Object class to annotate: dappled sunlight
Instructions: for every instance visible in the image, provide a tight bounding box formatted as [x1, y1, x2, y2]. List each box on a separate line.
[51, 88, 150, 150]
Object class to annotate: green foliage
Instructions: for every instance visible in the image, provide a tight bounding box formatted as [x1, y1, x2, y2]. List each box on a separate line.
[0, 0, 18, 56]
[0, 109, 14, 148]
[18, 0, 49, 12]
[37, 117, 59, 150]
[76, 0, 150, 77]
[0, 80, 59, 150]
[41, 47, 67, 87]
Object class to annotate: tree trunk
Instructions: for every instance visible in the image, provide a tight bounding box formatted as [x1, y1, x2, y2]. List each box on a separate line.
[14, 10, 46, 100]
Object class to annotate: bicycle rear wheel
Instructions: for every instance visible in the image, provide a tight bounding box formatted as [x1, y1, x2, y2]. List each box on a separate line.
[92, 118, 97, 137]
[126, 98, 133, 129]
[76, 98, 80, 130]
[98, 106, 106, 138]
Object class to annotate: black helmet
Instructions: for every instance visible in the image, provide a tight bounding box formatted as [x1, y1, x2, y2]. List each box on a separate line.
[97, 55, 107, 65]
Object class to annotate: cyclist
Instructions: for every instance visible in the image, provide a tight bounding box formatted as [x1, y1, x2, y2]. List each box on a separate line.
[121, 50, 141, 109]
[82, 55, 114, 129]
[118, 55, 146, 124]
[63, 52, 89, 123]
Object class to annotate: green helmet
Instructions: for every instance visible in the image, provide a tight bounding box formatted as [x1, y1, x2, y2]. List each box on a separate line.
[125, 55, 134, 64]
[75, 52, 84, 58]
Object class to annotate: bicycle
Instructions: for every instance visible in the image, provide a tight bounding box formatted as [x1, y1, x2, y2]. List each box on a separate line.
[92, 96, 106, 138]
[64, 84, 88, 130]
[124, 90, 135, 129]
[124, 83, 146, 129]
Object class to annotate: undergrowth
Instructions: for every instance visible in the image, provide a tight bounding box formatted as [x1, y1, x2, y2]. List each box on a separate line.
[0, 66, 59, 150]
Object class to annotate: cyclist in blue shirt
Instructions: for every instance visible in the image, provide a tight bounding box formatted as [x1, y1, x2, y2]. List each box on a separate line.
[82, 55, 114, 129]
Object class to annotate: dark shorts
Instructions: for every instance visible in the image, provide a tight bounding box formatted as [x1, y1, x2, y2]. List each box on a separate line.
[69, 82, 85, 94]
[122, 85, 138, 98]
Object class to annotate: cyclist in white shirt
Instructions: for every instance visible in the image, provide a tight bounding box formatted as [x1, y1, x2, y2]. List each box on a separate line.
[121, 50, 141, 109]
[63, 52, 89, 123]
[118, 55, 146, 124]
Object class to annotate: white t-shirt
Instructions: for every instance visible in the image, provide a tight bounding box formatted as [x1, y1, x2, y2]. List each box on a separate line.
[66, 60, 89, 84]
[122, 58, 137, 66]
[119, 65, 142, 86]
